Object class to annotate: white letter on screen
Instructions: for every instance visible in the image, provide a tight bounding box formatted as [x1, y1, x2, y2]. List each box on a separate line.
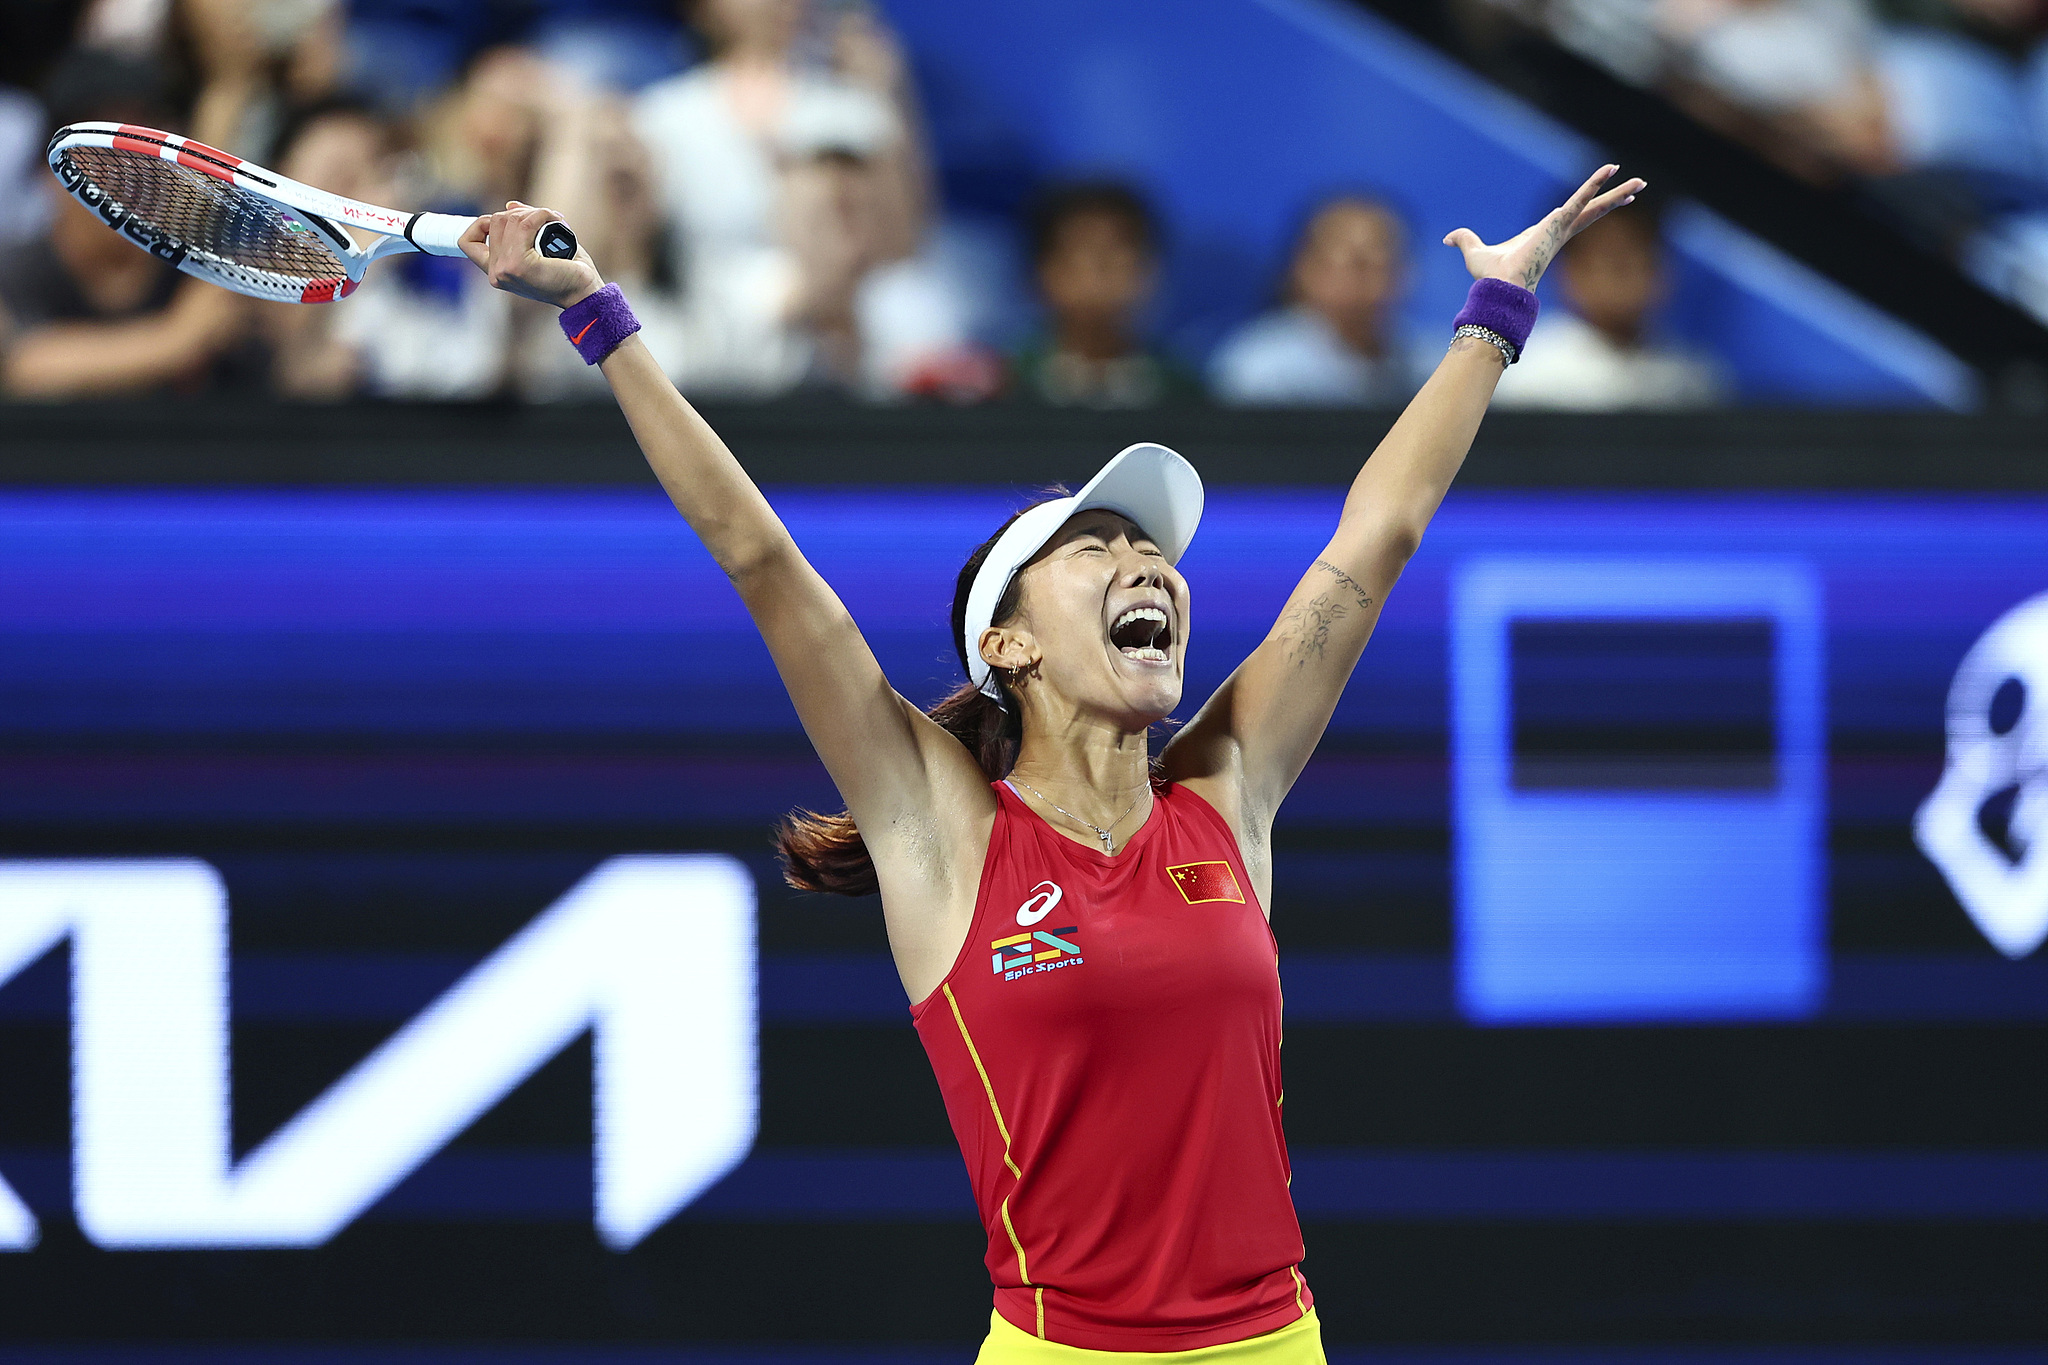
[0, 855, 757, 1250]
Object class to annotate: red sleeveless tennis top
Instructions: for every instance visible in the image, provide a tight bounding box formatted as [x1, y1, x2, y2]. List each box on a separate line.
[909, 780, 1311, 1352]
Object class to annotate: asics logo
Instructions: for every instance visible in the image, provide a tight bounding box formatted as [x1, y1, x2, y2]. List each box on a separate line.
[1015, 880, 1063, 926]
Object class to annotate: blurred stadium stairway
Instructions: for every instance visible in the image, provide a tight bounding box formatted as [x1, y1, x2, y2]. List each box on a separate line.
[1340, 0, 2048, 406]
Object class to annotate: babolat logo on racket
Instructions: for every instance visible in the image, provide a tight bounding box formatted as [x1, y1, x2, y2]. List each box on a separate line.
[61, 164, 188, 266]
[127, 223, 188, 265]
[75, 178, 120, 224]
[991, 927, 1083, 980]
[115, 213, 187, 265]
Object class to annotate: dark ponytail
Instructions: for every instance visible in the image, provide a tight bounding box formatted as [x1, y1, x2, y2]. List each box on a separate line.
[775, 495, 1063, 896]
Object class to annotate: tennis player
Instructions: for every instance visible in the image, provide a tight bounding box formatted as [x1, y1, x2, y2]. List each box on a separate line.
[463, 163, 1642, 1364]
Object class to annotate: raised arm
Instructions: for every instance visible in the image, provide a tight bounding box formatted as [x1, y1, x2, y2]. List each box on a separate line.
[462, 205, 996, 952]
[1165, 167, 1644, 877]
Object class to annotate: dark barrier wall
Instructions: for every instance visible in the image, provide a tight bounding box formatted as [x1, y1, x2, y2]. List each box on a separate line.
[2, 401, 2047, 490]
[0, 406, 2044, 1363]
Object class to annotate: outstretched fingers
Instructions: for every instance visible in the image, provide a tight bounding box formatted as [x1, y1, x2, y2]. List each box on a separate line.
[1440, 163, 1647, 285]
[1558, 164, 1620, 220]
[1568, 176, 1648, 236]
[1552, 165, 1648, 240]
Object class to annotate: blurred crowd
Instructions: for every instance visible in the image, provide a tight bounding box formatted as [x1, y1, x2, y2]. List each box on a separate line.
[1484, 0, 2048, 326]
[0, 0, 1725, 409]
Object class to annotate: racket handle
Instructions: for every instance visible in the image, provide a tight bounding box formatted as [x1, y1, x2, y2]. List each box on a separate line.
[537, 220, 578, 260]
[406, 212, 476, 257]
[406, 213, 578, 261]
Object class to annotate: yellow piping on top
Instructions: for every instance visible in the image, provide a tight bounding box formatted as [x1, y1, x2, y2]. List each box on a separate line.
[944, 982, 1041, 1335]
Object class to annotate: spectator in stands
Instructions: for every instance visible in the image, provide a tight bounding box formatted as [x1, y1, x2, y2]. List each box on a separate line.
[616, 0, 982, 401]
[0, 0, 77, 246]
[777, 131, 992, 400]
[1494, 198, 1728, 409]
[1208, 194, 1433, 407]
[180, 0, 344, 154]
[632, 0, 930, 268]
[0, 84, 47, 245]
[0, 50, 252, 399]
[263, 96, 515, 399]
[1874, 0, 2048, 326]
[519, 89, 808, 399]
[1014, 182, 1197, 408]
[1657, 0, 1897, 179]
[422, 46, 557, 225]
[315, 46, 586, 399]
[1877, 2, 2043, 183]
[522, 86, 983, 401]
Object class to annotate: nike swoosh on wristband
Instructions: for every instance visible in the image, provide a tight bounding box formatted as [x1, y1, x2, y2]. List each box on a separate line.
[568, 319, 598, 345]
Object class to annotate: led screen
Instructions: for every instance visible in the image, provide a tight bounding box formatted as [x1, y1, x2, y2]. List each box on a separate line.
[0, 489, 2043, 1357]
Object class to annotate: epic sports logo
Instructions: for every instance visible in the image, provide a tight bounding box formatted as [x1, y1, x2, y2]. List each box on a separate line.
[993, 880, 1083, 980]
[990, 927, 1082, 980]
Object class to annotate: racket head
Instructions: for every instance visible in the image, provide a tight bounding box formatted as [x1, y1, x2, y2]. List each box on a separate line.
[46, 122, 384, 303]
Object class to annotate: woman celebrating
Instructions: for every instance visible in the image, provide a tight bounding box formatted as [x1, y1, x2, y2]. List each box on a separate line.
[462, 163, 1643, 1364]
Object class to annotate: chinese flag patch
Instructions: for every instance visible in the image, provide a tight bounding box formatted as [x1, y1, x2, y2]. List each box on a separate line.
[1168, 860, 1245, 905]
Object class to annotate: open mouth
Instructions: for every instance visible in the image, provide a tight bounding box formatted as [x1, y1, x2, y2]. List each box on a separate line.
[1109, 605, 1174, 663]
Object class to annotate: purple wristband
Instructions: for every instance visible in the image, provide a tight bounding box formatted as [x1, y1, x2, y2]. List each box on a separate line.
[559, 283, 640, 365]
[1452, 277, 1539, 355]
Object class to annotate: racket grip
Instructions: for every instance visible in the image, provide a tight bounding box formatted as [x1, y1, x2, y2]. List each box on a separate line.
[407, 211, 576, 260]
[406, 212, 476, 258]
[537, 221, 578, 260]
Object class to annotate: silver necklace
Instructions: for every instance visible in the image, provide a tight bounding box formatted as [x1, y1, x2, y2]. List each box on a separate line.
[1010, 777, 1144, 854]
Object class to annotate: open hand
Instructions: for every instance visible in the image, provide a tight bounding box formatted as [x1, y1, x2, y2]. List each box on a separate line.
[459, 201, 602, 308]
[1442, 165, 1646, 291]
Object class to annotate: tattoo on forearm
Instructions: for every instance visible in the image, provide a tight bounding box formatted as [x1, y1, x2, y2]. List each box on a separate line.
[1313, 558, 1375, 611]
[1276, 562, 1378, 668]
[1280, 598, 1340, 666]
[1278, 593, 1345, 667]
[1524, 211, 1565, 289]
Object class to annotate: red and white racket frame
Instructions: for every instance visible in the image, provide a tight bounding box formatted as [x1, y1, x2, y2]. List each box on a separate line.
[47, 122, 478, 304]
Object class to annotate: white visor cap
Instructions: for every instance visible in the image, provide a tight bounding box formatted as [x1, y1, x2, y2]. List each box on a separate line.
[964, 442, 1204, 701]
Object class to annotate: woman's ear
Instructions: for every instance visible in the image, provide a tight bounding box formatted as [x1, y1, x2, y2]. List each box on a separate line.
[979, 624, 1039, 676]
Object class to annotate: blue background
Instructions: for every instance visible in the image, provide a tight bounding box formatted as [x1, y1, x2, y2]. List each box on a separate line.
[1, 486, 2045, 1360]
[2, 486, 2044, 1026]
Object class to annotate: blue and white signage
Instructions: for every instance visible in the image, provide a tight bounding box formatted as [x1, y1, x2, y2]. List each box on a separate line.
[1453, 558, 1826, 1023]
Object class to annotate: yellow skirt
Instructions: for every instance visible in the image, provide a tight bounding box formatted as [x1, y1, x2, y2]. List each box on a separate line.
[973, 1308, 1325, 1364]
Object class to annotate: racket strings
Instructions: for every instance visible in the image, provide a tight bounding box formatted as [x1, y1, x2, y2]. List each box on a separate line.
[66, 145, 346, 284]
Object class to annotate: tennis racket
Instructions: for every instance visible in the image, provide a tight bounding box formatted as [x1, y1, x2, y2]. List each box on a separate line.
[46, 121, 577, 304]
